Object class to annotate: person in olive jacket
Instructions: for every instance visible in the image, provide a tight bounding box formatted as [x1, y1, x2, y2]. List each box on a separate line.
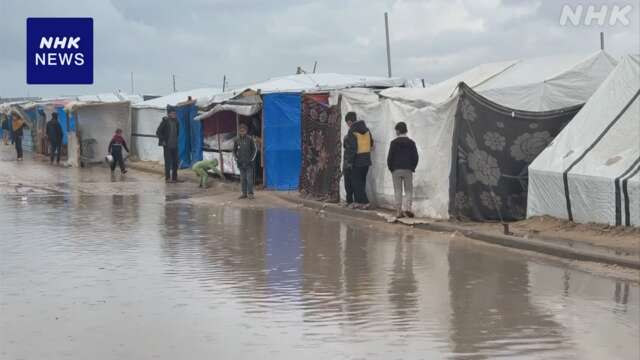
[387, 122, 419, 218]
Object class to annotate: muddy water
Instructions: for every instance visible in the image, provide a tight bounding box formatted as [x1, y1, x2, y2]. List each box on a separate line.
[0, 164, 638, 359]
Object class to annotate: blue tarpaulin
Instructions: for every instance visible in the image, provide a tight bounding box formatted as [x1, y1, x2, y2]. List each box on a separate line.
[176, 103, 202, 168]
[56, 106, 75, 145]
[263, 93, 302, 190]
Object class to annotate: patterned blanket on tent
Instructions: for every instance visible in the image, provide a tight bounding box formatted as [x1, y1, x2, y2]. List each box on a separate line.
[299, 94, 342, 202]
[451, 84, 581, 221]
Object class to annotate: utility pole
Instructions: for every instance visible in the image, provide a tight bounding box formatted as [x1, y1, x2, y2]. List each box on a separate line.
[313, 61, 318, 73]
[222, 75, 227, 92]
[600, 32, 605, 50]
[172, 74, 176, 92]
[130, 72, 134, 94]
[384, 12, 392, 78]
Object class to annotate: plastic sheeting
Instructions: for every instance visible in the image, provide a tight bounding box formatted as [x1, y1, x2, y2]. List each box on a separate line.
[380, 51, 616, 112]
[176, 102, 202, 168]
[335, 89, 457, 218]
[75, 102, 131, 164]
[528, 55, 640, 226]
[263, 93, 302, 190]
[131, 107, 164, 162]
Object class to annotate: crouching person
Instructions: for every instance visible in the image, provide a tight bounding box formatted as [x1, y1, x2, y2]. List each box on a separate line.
[192, 159, 220, 188]
[387, 122, 419, 218]
[233, 123, 257, 199]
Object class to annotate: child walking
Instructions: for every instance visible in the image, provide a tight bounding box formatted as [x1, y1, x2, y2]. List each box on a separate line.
[108, 128, 129, 174]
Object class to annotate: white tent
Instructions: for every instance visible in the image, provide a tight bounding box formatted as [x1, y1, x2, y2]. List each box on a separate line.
[65, 101, 132, 167]
[131, 88, 222, 162]
[335, 51, 617, 219]
[528, 55, 640, 226]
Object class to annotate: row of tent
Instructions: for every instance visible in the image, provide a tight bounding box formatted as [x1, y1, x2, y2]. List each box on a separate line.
[1, 51, 637, 227]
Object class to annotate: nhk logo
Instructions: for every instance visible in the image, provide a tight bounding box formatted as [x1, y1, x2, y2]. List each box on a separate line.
[27, 18, 93, 84]
[559, 4, 633, 26]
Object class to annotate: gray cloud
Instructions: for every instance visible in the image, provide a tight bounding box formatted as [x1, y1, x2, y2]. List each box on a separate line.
[1, 0, 637, 98]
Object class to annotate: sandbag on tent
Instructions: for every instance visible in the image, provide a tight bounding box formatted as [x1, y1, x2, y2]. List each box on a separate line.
[528, 55, 640, 226]
[450, 84, 581, 221]
[263, 93, 302, 190]
[299, 93, 342, 202]
[176, 102, 202, 168]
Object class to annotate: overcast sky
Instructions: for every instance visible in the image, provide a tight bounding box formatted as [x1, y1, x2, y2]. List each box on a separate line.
[1, 0, 638, 98]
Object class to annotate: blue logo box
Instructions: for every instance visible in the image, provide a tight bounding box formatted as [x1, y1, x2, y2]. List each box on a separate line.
[26, 17, 93, 84]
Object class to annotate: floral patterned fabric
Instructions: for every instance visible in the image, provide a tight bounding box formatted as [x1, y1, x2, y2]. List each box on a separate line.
[451, 84, 581, 221]
[299, 94, 342, 202]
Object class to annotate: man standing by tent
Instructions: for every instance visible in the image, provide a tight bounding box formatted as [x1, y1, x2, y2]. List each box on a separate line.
[387, 122, 419, 218]
[156, 106, 180, 183]
[12, 113, 28, 161]
[233, 123, 257, 199]
[344, 111, 373, 210]
[46, 113, 63, 165]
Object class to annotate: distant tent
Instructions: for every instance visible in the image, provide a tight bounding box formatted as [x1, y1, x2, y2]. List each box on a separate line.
[528, 55, 640, 226]
[131, 88, 222, 163]
[336, 51, 617, 220]
[66, 101, 132, 167]
[196, 73, 405, 189]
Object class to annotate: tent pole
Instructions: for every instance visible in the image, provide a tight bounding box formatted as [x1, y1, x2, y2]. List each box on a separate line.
[600, 32, 605, 50]
[217, 118, 224, 175]
[384, 12, 392, 78]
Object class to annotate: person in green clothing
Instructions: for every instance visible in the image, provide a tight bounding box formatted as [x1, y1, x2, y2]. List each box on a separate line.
[192, 158, 221, 188]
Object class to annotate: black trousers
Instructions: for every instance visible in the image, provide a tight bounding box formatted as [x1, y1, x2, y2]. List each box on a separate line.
[343, 168, 354, 204]
[351, 165, 369, 204]
[50, 142, 62, 163]
[14, 136, 23, 159]
[163, 146, 179, 180]
[110, 150, 126, 172]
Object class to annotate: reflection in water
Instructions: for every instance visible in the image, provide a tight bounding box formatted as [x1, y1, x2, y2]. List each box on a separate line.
[1, 189, 638, 359]
[447, 240, 569, 359]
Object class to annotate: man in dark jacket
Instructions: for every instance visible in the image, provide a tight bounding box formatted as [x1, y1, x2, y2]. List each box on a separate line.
[343, 111, 374, 209]
[387, 122, 419, 218]
[46, 112, 64, 164]
[156, 106, 180, 182]
[233, 123, 257, 199]
[11, 114, 28, 161]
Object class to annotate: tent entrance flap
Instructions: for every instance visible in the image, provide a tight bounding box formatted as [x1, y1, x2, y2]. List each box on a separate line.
[263, 93, 302, 190]
[177, 103, 202, 168]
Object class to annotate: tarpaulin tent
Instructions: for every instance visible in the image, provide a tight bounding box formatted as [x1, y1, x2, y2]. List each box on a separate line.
[66, 101, 131, 167]
[176, 101, 202, 168]
[263, 93, 302, 190]
[131, 88, 221, 162]
[336, 51, 617, 220]
[528, 55, 640, 226]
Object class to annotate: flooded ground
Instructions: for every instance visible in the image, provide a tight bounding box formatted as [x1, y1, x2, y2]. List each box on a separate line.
[0, 154, 638, 359]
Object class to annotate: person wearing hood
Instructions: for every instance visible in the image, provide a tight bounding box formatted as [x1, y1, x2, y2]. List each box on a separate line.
[12, 114, 29, 161]
[108, 128, 130, 174]
[156, 106, 180, 182]
[46, 112, 64, 164]
[343, 111, 374, 209]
